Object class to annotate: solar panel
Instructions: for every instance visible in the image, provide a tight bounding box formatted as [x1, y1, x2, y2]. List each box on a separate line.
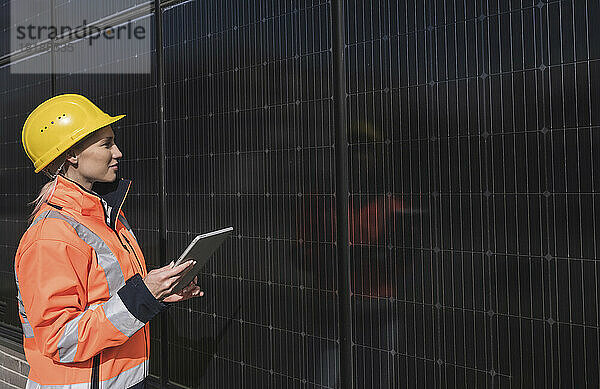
[162, 1, 337, 387]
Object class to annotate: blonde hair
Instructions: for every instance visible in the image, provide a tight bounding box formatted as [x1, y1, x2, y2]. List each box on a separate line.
[28, 154, 71, 223]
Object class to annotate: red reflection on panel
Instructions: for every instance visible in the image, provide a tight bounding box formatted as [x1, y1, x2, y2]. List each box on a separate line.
[349, 196, 404, 245]
[298, 194, 409, 298]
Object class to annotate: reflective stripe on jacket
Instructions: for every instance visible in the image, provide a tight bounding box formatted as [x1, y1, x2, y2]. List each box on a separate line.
[15, 175, 166, 388]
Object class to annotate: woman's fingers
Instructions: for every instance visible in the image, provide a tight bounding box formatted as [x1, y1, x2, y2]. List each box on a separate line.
[144, 260, 203, 302]
[184, 286, 203, 298]
[163, 286, 203, 303]
[192, 287, 203, 297]
[181, 282, 195, 294]
[165, 260, 195, 280]
[184, 276, 199, 290]
[159, 259, 193, 273]
[163, 294, 184, 303]
[181, 286, 203, 299]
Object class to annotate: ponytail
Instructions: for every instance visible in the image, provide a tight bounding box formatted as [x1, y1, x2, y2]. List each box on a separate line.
[28, 157, 69, 224]
[28, 179, 58, 223]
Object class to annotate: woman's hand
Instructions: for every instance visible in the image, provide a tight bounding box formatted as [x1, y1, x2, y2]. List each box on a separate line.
[143, 261, 204, 301]
[163, 276, 202, 303]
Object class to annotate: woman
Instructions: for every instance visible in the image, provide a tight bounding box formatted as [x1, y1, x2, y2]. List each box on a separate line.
[15, 94, 200, 388]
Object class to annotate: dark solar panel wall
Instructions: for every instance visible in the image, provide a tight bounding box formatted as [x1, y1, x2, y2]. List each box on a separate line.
[162, 1, 337, 387]
[378, 1, 600, 388]
[0, 0, 598, 388]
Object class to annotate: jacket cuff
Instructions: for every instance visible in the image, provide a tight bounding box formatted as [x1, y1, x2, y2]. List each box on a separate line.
[117, 273, 168, 324]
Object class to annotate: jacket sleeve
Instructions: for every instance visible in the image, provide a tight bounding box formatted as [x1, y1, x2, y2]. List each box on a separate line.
[17, 239, 167, 363]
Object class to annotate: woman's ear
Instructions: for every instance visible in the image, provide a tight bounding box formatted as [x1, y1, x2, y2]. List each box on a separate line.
[66, 153, 78, 166]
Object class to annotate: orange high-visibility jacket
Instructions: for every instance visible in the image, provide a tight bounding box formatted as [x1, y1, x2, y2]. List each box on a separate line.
[14, 175, 166, 388]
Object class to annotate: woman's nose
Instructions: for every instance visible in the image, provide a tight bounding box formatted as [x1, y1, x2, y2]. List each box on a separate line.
[112, 144, 123, 159]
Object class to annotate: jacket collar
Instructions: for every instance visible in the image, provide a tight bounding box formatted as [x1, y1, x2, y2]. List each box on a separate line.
[47, 175, 132, 230]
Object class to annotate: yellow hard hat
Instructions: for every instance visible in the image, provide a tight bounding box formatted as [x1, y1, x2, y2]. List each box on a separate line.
[22, 94, 125, 173]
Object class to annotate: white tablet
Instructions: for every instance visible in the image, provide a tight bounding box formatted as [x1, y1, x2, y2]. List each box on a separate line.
[172, 226, 234, 293]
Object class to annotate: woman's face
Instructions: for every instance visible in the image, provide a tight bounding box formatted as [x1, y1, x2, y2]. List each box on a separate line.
[67, 126, 122, 190]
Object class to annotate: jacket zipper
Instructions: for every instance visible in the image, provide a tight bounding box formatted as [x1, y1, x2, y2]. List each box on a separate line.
[118, 231, 149, 361]
[91, 354, 100, 389]
[98, 207, 150, 370]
